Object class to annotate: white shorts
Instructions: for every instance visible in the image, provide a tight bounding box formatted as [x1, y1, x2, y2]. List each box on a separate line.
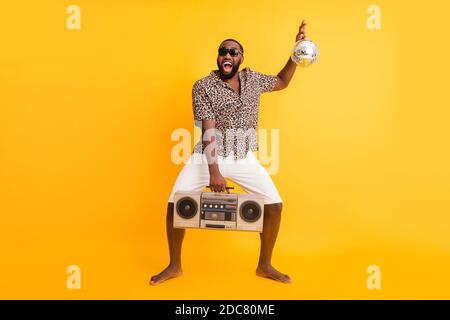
[168, 150, 282, 204]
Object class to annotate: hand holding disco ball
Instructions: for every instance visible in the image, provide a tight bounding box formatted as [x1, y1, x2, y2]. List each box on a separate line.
[291, 20, 319, 67]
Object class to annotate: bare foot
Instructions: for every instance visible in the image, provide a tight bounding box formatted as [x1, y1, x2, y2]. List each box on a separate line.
[149, 265, 182, 286]
[256, 264, 292, 284]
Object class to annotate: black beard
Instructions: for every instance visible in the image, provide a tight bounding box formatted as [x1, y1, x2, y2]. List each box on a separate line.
[217, 61, 240, 80]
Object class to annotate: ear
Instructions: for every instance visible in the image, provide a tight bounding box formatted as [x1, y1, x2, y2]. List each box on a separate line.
[240, 55, 244, 64]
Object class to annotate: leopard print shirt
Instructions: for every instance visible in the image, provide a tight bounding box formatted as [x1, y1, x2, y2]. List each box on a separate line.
[192, 67, 278, 160]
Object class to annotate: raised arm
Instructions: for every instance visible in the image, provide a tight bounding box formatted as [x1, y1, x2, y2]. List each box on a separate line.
[273, 19, 307, 91]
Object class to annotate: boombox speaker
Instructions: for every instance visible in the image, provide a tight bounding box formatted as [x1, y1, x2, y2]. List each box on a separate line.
[236, 193, 264, 232]
[173, 191, 202, 229]
[173, 189, 264, 232]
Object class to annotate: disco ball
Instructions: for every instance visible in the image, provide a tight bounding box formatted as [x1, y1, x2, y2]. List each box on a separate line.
[291, 40, 319, 67]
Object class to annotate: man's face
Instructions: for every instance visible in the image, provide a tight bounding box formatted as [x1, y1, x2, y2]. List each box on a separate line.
[217, 40, 243, 80]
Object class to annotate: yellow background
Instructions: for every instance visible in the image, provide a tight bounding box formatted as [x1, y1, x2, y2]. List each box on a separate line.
[1, 0, 449, 299]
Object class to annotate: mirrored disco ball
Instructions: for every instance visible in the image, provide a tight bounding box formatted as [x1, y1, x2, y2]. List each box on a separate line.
[291, 40, 319, 67]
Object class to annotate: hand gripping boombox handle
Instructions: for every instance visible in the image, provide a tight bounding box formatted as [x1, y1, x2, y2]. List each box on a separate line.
[206, 186, 235, 191]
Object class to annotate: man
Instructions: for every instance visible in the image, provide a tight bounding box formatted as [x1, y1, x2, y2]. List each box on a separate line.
[150, 20, 307, 285]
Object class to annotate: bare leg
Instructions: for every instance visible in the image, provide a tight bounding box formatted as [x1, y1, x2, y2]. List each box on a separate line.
[256, 202, 291, 283]
[149, 203, 184, 285]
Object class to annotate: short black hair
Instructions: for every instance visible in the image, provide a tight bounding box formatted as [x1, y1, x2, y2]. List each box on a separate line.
[219, 38, 244, 55]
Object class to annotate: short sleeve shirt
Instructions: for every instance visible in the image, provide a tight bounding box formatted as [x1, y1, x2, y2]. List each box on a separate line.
[192, 67, 278, 160]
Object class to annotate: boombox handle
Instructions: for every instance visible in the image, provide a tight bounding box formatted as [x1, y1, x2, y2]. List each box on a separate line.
[206, 186, 235, 192]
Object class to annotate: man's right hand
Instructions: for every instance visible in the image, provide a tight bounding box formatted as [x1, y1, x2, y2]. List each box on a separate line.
[209, 170, 228, 193]
[202, 118, 228, 193]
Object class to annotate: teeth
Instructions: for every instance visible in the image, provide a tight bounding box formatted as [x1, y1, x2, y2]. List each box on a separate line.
[223, 62, 232, 67]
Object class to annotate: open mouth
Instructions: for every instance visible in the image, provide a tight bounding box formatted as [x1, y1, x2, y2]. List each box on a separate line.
[222, 61, 233, 72]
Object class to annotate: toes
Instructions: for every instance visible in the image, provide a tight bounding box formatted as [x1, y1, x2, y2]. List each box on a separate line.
[256, 267, 292, 284]
[149, 276, 160, 285]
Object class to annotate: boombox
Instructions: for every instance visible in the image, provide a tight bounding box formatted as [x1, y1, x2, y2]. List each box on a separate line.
[173, 189, 264, 232]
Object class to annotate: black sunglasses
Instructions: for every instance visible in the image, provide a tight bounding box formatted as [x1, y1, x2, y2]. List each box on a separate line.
[218, 47, 242, 57]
